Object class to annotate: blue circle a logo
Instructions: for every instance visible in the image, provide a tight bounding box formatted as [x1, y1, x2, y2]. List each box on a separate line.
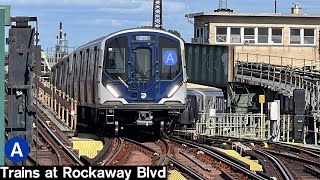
[5, 137, 30, 162]
[163, 50, 178, 66]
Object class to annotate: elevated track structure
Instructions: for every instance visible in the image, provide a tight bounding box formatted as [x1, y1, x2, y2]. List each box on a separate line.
[234, 52, 320, 113]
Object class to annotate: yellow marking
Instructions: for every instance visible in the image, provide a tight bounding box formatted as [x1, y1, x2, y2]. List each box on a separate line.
[250, 143, 255, 147]
[219, 149, 263, 171]
[72, 140, 103, 159]
[281, 142, 303, 146]
[263, 143, 268, 148]
[168, 170, 187, 180]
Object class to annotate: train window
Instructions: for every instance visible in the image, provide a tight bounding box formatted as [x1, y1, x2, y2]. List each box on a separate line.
[104, 37, 128, 80]
[76, 52, 82, 80]
[88, 49, 93, 76]
[81, 50, 88, 78]
[135, 48, 151, 82]
[159, 37, 181, 80]
[219, 98, 223, 110]
[106, 48, 124, 73]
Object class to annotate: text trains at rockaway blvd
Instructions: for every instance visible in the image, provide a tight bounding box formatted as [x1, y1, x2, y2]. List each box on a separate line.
[50, 28, 187, 136]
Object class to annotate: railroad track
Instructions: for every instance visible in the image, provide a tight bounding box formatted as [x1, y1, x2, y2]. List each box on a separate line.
[93, 137, 207, 179]
[168, 136, 269, 180]
[253, 149, 294, 180]
[34, 108, 84, 166]
[183, 134, 320, 180]
[123, 137, 207, 180]
[263, 149, 320, 180]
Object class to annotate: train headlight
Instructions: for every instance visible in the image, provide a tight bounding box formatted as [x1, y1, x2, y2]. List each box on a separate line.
[107, 85, 120, 98]
[167, 85, 180, 98]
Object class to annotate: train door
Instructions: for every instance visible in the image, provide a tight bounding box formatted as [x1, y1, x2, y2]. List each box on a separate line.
[129, 43, 158, 102]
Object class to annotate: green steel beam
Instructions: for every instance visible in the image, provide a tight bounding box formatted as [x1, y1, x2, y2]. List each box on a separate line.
[0, 5, 10, 166]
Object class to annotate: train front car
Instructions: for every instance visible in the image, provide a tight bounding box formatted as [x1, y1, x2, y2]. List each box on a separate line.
[100, 28, 187, 136]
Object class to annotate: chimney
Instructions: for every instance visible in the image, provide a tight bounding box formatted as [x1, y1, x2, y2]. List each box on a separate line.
[292, 3, 302, 15]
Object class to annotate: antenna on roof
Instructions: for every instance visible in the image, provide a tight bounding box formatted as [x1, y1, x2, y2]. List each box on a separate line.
[214, 0, 233, 12]
[186, 3, 194, 24]
[275, 0, 277, 13]
[219, 0, 227, 9]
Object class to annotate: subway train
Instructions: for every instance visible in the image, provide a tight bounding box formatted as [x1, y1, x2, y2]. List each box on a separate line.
[178, 88, 226, 128]
[50, 28, 187, 136]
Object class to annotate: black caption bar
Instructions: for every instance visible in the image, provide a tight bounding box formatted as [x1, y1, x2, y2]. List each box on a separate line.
[0, 166, 167, 179]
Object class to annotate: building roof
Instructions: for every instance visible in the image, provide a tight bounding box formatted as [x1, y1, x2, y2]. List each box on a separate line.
[186, 12, 320, 19]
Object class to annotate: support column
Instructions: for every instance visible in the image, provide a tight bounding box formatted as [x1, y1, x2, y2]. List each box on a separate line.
[0, 5, 10, 166]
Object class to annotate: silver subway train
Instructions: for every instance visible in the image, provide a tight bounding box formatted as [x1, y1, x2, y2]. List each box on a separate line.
[50, 28, 187, 136]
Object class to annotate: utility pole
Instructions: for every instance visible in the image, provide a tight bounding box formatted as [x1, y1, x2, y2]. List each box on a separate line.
[152, 0, 163, 29]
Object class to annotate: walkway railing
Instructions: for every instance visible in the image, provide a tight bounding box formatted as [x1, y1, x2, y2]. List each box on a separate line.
[235, 52, 320, 113]
[34, 76, 78, 132]
[196, 113, 292, 142]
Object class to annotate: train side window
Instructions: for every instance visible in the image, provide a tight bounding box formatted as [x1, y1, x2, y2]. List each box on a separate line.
[84, 49, 89, 79]
[61, 62, 65, 89]
[58, 65, 62, 89]
[88, 49, 93, 77]
[75, 53, 79, 80]
[61, 63, 65, 89]
[215, 98, 218, 110]
[81, 50, 87, 78]
[77, 52, 82, 80]
[93, 47, 99, 103]
[65, 58, 69, 92]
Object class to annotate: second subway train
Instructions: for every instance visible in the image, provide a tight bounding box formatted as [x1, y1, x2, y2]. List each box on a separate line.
[50, 28, 187, 136]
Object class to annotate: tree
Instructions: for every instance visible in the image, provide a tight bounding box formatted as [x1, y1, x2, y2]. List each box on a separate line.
[167, 29, 184, 42]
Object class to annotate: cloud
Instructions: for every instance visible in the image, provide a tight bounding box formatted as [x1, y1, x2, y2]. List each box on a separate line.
[138, 21, 152, 27]
[95, 19, 129, 26]
[98, 0, 186, 14]
[0, 0, 132, 7]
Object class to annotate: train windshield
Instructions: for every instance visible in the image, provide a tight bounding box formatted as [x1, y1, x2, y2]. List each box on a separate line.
[134, 48, 152, 82]
[159, 37, 181, 80]
[104, 37, 128, 80]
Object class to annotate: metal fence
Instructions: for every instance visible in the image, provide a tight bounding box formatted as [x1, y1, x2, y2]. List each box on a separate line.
[236, 52, 320, 69]
[196, 112, 320, 144]
[196, 113, 292, 141]
[34, 76, 78, 131]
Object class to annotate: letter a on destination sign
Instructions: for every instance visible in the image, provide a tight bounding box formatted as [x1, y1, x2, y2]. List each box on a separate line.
[5, 137, 30, 162]
[163, 50, 177, 66]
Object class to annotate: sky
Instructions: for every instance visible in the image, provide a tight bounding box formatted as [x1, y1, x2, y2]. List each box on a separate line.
[1, 0, 320, 51]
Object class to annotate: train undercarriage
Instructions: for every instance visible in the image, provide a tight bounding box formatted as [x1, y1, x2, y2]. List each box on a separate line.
[77, 106, 182, 137]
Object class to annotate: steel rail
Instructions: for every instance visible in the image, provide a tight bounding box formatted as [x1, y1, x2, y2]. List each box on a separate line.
[36, 115, 84, 166]
[168, 137, 269, 180]
[123, 137, 206, 180]
[254, 149, 294, 180]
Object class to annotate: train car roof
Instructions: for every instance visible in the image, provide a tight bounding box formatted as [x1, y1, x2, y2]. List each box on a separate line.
[188, 87, 223, 92]
[51, 28, 183, 70]
[187, 88, 224, 96]
[76, 27, 183, 50]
